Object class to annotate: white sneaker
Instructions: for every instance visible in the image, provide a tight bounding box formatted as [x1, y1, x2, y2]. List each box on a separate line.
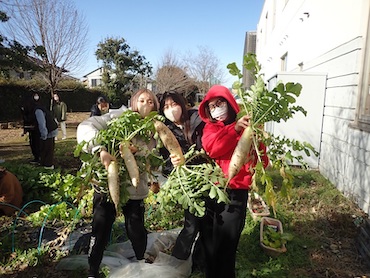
[62, 136, 67, 140]
[44, 165, 55, 170]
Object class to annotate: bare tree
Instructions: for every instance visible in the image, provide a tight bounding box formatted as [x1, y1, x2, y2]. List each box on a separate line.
[155, 49, 195, 97]
[183, 46, 225, 97]
[3, 0, 88, 107]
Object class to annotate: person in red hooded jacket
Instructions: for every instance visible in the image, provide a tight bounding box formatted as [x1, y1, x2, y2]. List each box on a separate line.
[198, 85, 269, 278]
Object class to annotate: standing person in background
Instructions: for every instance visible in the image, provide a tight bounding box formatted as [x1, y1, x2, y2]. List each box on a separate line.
[34, 99, 58, 169]
[77, 89, 159, 278]
[52, 93, 68, 140]
[90, 96, 109, 117]
[20, 93, 41, 165]
[157, 91, 206, 271]
[198, 85, 269, 278]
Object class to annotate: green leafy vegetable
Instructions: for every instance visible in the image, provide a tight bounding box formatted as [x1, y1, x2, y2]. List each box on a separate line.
[227, 53, 319, 216]
[262, 225, 293, 249]
[156, 146, 229, 217]
[74, 110, 164, 207]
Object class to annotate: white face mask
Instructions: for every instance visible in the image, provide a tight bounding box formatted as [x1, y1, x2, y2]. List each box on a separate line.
[210, 105, 228, 121]
[164, 106, 182, 123]
[33, 95, 40, 101]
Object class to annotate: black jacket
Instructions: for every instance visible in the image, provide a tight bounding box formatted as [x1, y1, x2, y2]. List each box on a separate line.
[90, 104, 102, 117]
[160, 109, 206, 176]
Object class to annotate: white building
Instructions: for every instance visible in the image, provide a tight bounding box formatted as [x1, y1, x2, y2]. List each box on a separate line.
[83, 67, 105, 88]
[255, 0, 370, 215]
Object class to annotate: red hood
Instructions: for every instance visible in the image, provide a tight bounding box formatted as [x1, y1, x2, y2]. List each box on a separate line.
[198, 85, 240, 123]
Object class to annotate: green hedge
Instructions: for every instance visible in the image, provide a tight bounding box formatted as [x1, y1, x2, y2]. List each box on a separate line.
[0, 84, 105, 122]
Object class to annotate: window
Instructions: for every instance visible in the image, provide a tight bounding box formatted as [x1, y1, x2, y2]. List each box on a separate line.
[298, 62, 304, 71]
[91, 79, 97, 87]
[281, 52, 288, 71]
[353, 10, 370, 131]
[365, 72, 370, 115]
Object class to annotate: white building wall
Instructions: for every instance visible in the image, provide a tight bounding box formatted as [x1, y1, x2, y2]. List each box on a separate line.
[84, 68, 104, 88]
[257, 0, 367, 78]
[256, 0, 370, 215]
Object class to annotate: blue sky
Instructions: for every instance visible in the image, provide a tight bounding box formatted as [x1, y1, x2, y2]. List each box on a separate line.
[74, 0, 264, 87]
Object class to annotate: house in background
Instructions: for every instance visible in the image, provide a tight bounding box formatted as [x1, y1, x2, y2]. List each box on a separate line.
[82, 67, 153, 92]
[83, 67, 105, 88]
[243, 31, 257, 89]
[253, 0, 370, 215]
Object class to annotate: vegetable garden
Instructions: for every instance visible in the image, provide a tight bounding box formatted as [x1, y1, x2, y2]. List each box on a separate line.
[0, 55, 369, 277]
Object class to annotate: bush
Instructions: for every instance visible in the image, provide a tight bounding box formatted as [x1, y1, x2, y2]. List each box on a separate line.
[0, 83, 105, 122]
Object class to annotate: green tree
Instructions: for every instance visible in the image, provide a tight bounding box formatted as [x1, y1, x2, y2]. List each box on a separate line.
[95, 37, 152, 106]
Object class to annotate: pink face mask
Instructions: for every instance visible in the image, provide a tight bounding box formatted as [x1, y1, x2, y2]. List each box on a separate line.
[164, 106, 182, 123]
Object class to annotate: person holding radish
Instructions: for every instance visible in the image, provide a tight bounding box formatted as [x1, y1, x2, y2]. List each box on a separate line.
[77, 89, 159, 278]
[198, 85, 269, 278]
[157, 91, 206, 271]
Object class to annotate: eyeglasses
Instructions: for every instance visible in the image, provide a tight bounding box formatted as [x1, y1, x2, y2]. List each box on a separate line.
[208, 99, 226, 112]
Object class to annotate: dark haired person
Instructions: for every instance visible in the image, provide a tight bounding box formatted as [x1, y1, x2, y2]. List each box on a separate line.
[198, 85, 269, 278]
[20, 93, 41, 164]
[90, 96, 109, 117]
[158, 91, 206, 271]
[34, 101, 58, 169]
[52, 93, 68, 140]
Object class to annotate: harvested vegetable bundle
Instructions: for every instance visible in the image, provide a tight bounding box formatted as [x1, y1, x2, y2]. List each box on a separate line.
[227, 53, 319, 216]
[75, 155, 131, 210]
[156, 146, 229, 217]
[75, 110, 163, 209]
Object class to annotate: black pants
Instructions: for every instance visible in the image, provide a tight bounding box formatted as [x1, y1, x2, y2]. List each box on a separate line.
[172, 209, 206, 273]
[172, 209, 201, 260]
[122, 198, 147, 260]
[88, 192, 147, 277]
[29, 130, 40, 161]
[199, 189, 249, 278]
[40, 137, 55, 167]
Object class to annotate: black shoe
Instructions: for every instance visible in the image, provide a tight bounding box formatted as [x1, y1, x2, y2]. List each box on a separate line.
[29, 159, 40, 165]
